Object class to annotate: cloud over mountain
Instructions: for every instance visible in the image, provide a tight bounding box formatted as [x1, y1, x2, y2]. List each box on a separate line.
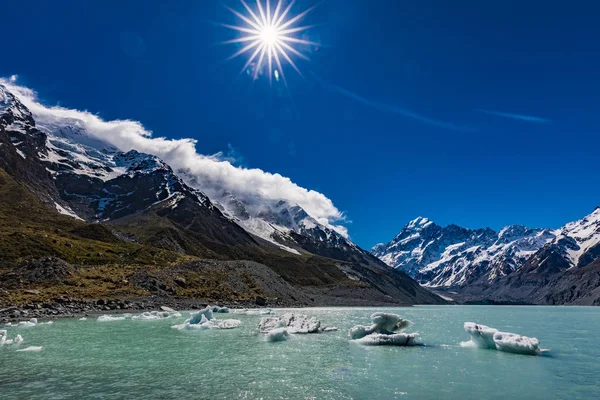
[0, 76, 348, 237]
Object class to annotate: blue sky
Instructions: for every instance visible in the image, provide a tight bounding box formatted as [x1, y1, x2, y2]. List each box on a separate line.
[2, 0, 599, 248]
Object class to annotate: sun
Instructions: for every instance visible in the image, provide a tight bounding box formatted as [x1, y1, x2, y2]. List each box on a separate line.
[221, 0, 319, 84]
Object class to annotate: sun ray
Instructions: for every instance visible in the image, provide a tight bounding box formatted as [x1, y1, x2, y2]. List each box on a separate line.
[277, 36, 320, 47]
[220, 23, 260, 35]
[221, 35, 261, 45]
[276, 25, 315, 36]
[224, 6, 262, 31]
[274, 0, 295, 28]
[241, 42, 266, 74]
[253, 45, 268, 79]
[255, 0, 268, 26]
[277, 40, 310, 60]
[277, 5, 316, 31]
[274, 42, 303, 77]
[240, 0, 263, 27]
[228, 39, 262, 60]
[222, 0, 319, 80]
[271, 0, 284, 27]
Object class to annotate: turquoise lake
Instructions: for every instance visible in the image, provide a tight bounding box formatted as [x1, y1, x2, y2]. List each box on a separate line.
[1, 306, 598, 399]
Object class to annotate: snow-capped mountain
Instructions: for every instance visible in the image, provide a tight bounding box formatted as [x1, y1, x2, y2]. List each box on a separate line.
[0, 84, 376, 266]
[521, 207, 600, 274]
[205, 189, 362, 258]
[372, 217, 557, 287]
[373, 210, 600, 288]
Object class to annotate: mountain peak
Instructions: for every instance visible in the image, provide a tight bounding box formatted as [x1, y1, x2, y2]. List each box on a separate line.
[405, 216, 434, 230]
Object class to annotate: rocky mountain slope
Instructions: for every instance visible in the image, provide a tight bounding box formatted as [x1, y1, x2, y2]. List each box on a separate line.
[0, 84, 443, 307]
[373, 210, 600, 305]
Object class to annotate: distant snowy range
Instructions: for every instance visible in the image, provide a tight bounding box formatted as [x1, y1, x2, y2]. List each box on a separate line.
[372, 209, 600, 305]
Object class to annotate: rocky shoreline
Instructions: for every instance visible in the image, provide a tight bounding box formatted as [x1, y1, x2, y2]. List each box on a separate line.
[0, 295, 275, 324]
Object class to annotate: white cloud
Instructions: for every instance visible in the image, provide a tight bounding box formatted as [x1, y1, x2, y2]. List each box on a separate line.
[0, 77, 348, 237]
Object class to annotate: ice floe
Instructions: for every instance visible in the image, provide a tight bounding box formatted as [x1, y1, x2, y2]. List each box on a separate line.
[14, 318, 53, 328]
[97, 315, 126, 322]
[16, 346, 43, 352]
[172, 306, 241, 331]
[349, 312, 419, 346]
[259, 312, 338, 335]
[0, 330, 24, 346]
[233, 308, 273, 315]
[266, 327, 290, 342]
[131, 310, 181, 321]
[259, 313, 321, 334]
[461, 322, 543, 355]
[354, 332, 419, 346]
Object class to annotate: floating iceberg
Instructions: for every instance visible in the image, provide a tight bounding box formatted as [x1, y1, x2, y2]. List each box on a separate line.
[211, 306, 230, 313]
[16, 346, 42, 352]
[16, 318, 38, 327]
[172, 307, 241, 331]
[349, 312, 419, 346]
[259, 313, 321, 334]
[0, 330, 23, 346]
[131, 310, 181, 321]
[462, 322, 497, 349]
[461, 322, 543, 355]
[97, 315, 126, 322]
[188, 306, 214, 324]
[233, 308, 272, 315]
[79, 317, 88, 321]
[355, 332, 419, 346]
[266, 327, 290, 342]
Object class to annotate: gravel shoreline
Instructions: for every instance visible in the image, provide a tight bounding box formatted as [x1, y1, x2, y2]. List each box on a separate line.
[0, 295, 276, 324]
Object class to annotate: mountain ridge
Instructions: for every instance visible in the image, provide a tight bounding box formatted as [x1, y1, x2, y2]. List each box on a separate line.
[0, 83, 444, 308]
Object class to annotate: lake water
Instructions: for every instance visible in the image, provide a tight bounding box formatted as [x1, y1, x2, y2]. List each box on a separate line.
[1, 306, 598, 399]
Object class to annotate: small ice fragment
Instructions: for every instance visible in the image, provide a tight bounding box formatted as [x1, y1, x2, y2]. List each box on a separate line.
[16, 346, 43, 352]
[266, 327, 290, 342]
[97, 315, 126, 322]
[16, 318, 38, 327]
[79, 317, 88, 321]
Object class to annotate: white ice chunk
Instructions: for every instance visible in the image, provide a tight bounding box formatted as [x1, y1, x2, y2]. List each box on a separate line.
[171, 317, 241, 331]
[462, 322, 543, 355]
[131, 311, 181, 321]
[79, 317, 88, 321]
[259, 313, 320, 334]
[266, 327, 290, 342]
[16, 318, 38, 327]
[370, 313, 413, 333]
[462, 322, 498, 349]
[349, 312, 419, 346]
[16, 346, 43, 352]
[97, 315, 126, 322]
[493, 331, 541, 356]
[355, 332, 419, 346]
